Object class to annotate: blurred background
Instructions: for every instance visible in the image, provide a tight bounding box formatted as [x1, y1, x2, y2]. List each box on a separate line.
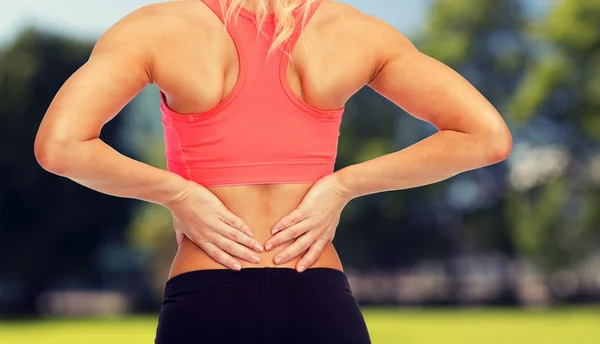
[1, 0, 600, 343]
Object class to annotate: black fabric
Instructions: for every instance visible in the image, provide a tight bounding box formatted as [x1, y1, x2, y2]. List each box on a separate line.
[155, 267, 372, 344]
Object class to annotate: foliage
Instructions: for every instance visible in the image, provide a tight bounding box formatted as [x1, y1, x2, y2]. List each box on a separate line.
[0, 29, 137, 314]
[506, 0, 600, 273]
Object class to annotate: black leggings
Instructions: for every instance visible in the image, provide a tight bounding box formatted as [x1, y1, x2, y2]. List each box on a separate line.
[155, 267, 371, 344]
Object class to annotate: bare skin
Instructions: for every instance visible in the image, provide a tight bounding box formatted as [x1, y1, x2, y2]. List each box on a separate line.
[34, 0, 512, 279]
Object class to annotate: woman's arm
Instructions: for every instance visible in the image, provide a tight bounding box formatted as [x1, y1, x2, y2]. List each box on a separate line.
[34, 8, 264, 270]
[34, 9, 181, 204]
[334, 25, 512, 198]
[266, 22, 512, 271]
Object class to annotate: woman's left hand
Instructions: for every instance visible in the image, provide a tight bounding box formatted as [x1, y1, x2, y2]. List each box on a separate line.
[264, 173, 352, 272]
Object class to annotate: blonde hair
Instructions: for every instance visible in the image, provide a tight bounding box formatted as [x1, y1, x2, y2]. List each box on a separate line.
[219, 0, 317, 56]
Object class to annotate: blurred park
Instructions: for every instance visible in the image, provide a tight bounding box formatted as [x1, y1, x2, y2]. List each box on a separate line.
[1, 0, 600, 342]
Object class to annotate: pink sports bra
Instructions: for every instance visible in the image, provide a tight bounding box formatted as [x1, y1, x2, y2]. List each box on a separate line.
[160, 0, 345, 186]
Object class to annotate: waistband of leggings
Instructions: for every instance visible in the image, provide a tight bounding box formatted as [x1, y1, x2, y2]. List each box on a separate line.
[164, 267, 350, 297]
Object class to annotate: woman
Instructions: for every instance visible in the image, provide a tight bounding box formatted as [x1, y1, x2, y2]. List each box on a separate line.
[34, 0, 512, 342]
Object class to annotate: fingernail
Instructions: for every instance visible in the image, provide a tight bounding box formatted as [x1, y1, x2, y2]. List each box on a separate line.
[247, 231, 254, 238]
[251, 256, 260, 263]
[265, 244, 273, 251]
[297, 265, 306, 272]
[272, 227, 280, 234]
[234, 263, 241, 271]
[274, 257, 282, 264]
[254, 244, 263, 252]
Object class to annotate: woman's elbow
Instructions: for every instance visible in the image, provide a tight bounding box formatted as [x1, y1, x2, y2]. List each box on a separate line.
[34, 135, 71, 175]
[481, 121, 512, 164]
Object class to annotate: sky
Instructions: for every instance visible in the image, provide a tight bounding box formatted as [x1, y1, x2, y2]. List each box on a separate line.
[0, 0, 435, 46]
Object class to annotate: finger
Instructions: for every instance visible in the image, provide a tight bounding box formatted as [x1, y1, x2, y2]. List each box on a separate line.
[265, 221, 311, 251]
[210, 232, 262, 264]
[273, 233, 315, 265]
[220, 211, 254, 238]
[199, 241, 242, 271]
[296, 238, 329, 272]
[214, 221, 264, 253]
[272, 208, 308, 234]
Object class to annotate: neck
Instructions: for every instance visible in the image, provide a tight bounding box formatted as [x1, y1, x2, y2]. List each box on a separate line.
[244, 1, 274, 13]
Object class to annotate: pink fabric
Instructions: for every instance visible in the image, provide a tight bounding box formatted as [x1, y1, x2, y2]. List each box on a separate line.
[160, 0, 344, 186]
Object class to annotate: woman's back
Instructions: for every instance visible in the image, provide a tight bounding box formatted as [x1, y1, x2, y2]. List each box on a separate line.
[118, 0, 384, 275]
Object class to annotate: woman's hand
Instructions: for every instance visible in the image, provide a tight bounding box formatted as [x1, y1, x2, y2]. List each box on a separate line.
[264, 173, 353, 272]
[165, 180, 264, 271]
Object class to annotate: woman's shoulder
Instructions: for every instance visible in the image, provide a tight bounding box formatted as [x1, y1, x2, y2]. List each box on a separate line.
[313, 0, 413, 66]
[96, 1, 216, 47]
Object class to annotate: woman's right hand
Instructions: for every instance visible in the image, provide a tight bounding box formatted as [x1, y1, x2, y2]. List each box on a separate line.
[164, 180, 264, 270]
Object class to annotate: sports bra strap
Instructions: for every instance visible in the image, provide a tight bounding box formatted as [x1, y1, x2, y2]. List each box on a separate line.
[200, 0, 226, 21]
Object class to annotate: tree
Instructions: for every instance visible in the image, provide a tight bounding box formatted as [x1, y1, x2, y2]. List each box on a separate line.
[506, 0, 600, 278]
[0, 29, 137, 314]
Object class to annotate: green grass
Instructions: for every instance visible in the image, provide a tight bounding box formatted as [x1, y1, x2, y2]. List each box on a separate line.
[1, 308, 599, 343]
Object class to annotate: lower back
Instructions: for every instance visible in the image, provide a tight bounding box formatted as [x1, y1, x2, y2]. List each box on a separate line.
[168, 183, 343, 278]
